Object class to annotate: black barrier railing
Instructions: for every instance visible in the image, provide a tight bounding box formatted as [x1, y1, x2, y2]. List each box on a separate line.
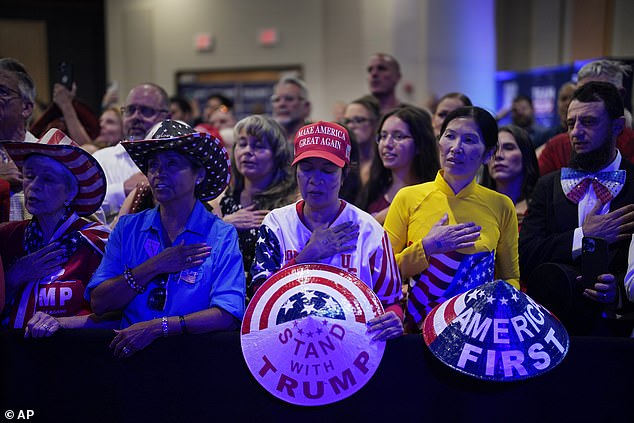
[1, 329, 633, 423]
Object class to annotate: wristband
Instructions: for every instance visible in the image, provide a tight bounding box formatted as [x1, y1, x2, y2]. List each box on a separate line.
[161, 316, 169, 338]
[179, 315, 188, 335]
[123, 265, 145, 294]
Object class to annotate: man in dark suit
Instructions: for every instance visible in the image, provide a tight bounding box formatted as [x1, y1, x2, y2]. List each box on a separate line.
[520, 81, 634, 336]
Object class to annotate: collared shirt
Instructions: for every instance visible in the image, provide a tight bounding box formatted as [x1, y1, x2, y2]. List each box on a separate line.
[572, 151, 622, 259]
[92, 143, 141, 222]
[86, 201, 246, 328]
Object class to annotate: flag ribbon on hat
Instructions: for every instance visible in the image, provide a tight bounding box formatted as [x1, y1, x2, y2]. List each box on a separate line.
[561, 167, 625, 205]
[407, 250, 495, 325]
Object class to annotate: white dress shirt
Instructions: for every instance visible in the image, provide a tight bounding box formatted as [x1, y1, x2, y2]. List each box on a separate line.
[93, 143, 141, 221]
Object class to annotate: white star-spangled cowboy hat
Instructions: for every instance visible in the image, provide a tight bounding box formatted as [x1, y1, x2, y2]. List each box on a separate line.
[121, 120, 231, 201]
[1, 128, 106, 216]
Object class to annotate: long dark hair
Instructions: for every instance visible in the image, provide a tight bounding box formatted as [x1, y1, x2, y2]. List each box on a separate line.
[359, 105, 439, 210]
[481, 124, 539, 202]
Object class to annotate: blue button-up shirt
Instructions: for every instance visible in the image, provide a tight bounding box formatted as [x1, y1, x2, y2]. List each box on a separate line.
[86, 201, 245, 328]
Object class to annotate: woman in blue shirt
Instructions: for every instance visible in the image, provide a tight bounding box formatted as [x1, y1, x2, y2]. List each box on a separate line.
[87, 120, 245, 358]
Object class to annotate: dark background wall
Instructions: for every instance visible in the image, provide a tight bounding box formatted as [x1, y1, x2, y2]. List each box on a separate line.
[0, 0, 106, 114]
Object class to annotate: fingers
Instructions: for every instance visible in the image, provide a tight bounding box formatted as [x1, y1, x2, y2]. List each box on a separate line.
[110, 330, 134, 358]
[583, 288, 615, 304]
[25, 313, 61, 339]
[37, 242, 62, 255]
[612, 203, 634, 217]
[186, 249, 212, 267]
[366, 311, 404, 341]
[597, 274, 615, 283]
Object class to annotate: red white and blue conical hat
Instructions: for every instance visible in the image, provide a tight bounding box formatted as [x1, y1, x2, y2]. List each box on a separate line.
[423, 279, 569, 382]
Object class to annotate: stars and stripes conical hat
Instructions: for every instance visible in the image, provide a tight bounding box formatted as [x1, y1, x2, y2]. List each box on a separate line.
[121, 119, 231, 201]
[1, 128, 106, 216]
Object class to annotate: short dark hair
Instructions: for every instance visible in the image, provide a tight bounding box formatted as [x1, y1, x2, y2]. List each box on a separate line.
[571, 81, 624, 120]
[440, 106, 499, 149]
[170, 96, 192, 114]
[207, 93, 234, 110]
[369, 53, 401, 73]
[349, 95, 380, 122]
[435, 92, 472, 111]
[513, 94, 533, 108]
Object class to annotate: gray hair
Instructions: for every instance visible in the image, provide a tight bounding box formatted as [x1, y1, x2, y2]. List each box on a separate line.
[0, 57, 36, 105]
[275, 75, 309, 100]
[577, 59, 631, 89]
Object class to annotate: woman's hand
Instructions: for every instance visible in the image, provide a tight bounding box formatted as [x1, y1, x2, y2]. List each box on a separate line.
[149, 241, 212, 274]
[581, 273, 618, 305]
[422, 213, 481, 256]
[109, 319, 161, 358]
[295, 222, 359, 263]
[24, 311, 62, 338]
[7, 243, 67, 287]
[223, 205, 270, 230]
[366, 311, 404, 341]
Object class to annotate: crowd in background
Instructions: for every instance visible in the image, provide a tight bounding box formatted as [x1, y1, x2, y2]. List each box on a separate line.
[1, 54, 634, 357]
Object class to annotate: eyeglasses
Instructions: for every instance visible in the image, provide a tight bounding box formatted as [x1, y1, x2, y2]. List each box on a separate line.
[147, 276, 168, 311]
[342, 116, 370, 126]
[376, 131, 413, 144]
[121, 105, 168, 119]
[270, 94, 304, 103]
[0, 85, 20, 100]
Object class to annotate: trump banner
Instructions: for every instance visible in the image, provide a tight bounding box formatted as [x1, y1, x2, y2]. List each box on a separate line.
[241, 264, 386, 406]
[423, 279, 569, 382]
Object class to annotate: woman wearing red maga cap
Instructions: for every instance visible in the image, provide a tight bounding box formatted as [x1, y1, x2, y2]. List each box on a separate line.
[251, 121, 404, 341]
[0, 128, 111, 334]
[86, 120, 245, 358]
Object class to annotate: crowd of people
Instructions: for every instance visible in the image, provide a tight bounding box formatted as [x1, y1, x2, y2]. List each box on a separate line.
[1, 54, 634, 358]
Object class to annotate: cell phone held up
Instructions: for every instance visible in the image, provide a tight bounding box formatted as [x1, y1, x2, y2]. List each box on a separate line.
[581, 236, 609, 290]
[56, 61, 74, 90]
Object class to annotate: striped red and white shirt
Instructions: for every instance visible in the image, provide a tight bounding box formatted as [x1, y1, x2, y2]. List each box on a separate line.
[251, 200, 402, 308]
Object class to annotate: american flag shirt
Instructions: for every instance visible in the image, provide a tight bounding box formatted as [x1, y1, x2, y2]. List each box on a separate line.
[251, 200, 402, 307]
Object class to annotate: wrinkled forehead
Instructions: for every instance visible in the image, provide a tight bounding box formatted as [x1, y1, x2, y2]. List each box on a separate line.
[23, 154, 77, 186]
[444, 117, 484, 139]
[567, 99, 607, 117]
[0, 69, 19, 88]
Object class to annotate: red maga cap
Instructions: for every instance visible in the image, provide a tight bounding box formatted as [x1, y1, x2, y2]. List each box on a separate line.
[292, 121, 351, 168]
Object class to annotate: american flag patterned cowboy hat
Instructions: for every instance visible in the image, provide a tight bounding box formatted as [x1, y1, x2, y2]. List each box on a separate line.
[121, 119, 231, 201]
[1, 128, 106, 216]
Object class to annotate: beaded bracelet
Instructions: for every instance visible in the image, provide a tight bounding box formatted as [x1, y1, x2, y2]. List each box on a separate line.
[179, 315, 188, 335]
[162, 316, 169, 338]
[123, 265, 145, 294]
